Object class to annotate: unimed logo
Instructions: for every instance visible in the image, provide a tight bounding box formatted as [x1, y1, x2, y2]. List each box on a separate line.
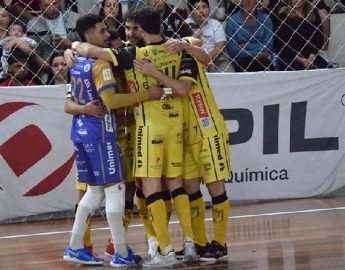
[0, 102, 74, 196]
[220, 101, 339, 154]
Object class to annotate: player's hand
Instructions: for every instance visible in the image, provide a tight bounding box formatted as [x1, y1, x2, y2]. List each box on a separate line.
[82, 100, 106, 118]
[134, 58, 157, 77]
[64, 49, 76, 68]
[165, 40, 187, 53]
[148, 86, 164, 100]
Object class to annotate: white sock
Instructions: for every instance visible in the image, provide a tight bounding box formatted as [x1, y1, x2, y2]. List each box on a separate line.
[105, 183, 128, 257]
[70, 186, 104, 249]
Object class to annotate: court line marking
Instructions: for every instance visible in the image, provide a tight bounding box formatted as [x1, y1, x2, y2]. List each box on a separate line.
[1, 206, 345, 239]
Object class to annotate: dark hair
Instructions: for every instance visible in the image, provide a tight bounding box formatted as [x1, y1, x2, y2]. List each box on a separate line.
[7, 47, 29, 65]
[99, 0, 123, 21]
[47, 51, 69, 85]
[10, 21, 27, 33]
[0, 3, 14, 30]
[126, 6, 161, 35]
[108, 28, 120, 41]
[187, 0, 209, 10]
[76, 14, 104, 42]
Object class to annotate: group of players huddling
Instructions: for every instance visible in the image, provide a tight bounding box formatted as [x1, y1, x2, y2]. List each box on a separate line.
[62, 4, 231, 268]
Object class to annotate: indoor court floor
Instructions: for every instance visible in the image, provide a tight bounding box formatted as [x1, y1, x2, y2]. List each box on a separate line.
[1, 196, 345, 270]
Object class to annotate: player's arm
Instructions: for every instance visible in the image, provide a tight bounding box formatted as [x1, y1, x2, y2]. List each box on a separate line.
[72, 41, 134, 69]
[94, 60, 162, 109]
[134, 54, 196, 97]
[64, 99, 106, 118]
[165, 38, 211, 66]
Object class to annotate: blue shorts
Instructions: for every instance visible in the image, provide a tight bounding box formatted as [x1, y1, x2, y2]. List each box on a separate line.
[74, 141, 124, 185]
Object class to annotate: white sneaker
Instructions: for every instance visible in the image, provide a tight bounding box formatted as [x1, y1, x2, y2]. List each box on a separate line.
[147, 236, 158, 257]
[183, 237, 198, 262]
[143, 249, 179, 268]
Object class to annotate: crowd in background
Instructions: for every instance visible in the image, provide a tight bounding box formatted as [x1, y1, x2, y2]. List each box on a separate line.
[0, 0, 342, 86]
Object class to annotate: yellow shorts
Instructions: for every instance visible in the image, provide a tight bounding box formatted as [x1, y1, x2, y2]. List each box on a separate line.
[133, 124, 183, 178]
[75, 171, 88, 191]
[183, 132, 230, 183]
[118, 124, 135, 183]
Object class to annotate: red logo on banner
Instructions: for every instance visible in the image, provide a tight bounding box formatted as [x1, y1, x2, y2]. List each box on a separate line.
[192, 93, 208, 118]
[0, 102, 74, 195]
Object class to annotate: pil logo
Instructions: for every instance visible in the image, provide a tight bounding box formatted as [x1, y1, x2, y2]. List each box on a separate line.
[0, 102, 74, 196]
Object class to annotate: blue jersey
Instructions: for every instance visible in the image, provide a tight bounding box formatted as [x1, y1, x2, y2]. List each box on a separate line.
[69, 56, 118, 143]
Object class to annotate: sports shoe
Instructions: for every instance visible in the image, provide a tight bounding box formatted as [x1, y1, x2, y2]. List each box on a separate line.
[199, 240, 228, 261]
[143, 249, 179, 268]
[147, 236, 159, 257]
[182, 238, 198, 262]
[104, 239, 115, 257]
[110, 247, 142, 267]
[63, 246, 104, 265]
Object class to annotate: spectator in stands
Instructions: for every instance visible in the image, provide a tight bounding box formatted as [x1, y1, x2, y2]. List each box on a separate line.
[0, 47, 37, 86]
[0, 3, 12, 40]
[274, 0, 329, 70]
[11, 0, 41, 24]
[225, 0, 274, 72]
[0, 21, 37, 79]
[147, 0, 193, 38]
[186, 0, 233, 72]
[99, 0, 126, 41]
[47, 51, 69, 85]
[27, 0, 79, 83]
[66, 0, 101, 16]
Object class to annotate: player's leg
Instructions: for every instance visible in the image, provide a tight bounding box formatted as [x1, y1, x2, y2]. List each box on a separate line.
[134, 125, 177, 267]
[63, 143, 104, 265]
[163, 126, 198, 262]
[200, 133, 231, 261]
[75, 176, 94, 253]
[94, 141, 141, 267]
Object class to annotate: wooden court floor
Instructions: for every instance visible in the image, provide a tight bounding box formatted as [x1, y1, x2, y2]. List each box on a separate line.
[1, 196, 345, 270]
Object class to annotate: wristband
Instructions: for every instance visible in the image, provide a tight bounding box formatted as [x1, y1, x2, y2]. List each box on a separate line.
[71, 41, 80, 50]
[163, 87, 173, 95]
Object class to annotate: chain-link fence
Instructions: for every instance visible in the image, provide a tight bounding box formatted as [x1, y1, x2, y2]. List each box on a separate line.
[0, 0, 345, 86]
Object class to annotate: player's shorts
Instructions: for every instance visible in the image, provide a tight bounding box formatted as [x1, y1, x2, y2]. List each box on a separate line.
[74, 141, 124, 185]
[133, 124, 183, 178]
[182, 131, 230, 184]
[75, 170, 87, 191]
[117, 124, 135, 183]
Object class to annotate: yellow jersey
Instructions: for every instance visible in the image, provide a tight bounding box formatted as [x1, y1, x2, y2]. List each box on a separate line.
[105, 38, 184, 126]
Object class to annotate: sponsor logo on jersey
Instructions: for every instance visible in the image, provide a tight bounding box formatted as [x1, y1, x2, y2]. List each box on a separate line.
[192, 93, 208, 118]
[84, 64, 90, 72]
[102, 68, 112, 81]
[151, 139, 163, 144]
[214, 135, 223, 161]
[201, 118, 210, 127]
[137, 126, 143, 158]
[106, 142, 116, 175]
[169, 112, 179, 118]
[171, 162, 182, 167]
[162, 103, 172, 110]
[219, 162, 225, 171]
[104, 113, 114, 132]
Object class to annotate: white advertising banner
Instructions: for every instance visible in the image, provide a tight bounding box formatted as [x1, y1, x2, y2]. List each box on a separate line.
[0, 85, 77, 221]
[1, 69, 345, 220]
[209, 69, 345, 201]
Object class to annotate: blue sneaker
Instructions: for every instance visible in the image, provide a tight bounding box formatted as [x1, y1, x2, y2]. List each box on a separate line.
[63, 246, 104, 265]
[110, 247, 142, 267]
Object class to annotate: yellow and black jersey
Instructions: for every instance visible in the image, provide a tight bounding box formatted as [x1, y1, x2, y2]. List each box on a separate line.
[179, 53, 228, 142]
[105, 37, 185, 126]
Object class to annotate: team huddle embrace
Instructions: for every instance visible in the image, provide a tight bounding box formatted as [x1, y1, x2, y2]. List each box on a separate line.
[63, 5, 230, 268]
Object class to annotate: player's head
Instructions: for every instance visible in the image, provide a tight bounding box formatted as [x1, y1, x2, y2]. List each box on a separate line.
[124, 11, 144, 46]
[76, 14, 110, 47]
[126, 6, 161, 35]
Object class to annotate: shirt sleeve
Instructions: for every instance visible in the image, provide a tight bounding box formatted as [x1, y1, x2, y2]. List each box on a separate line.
[105, 46, 136, 69]
[92, 59, 117, 95]
[178, 53, 198, 85]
